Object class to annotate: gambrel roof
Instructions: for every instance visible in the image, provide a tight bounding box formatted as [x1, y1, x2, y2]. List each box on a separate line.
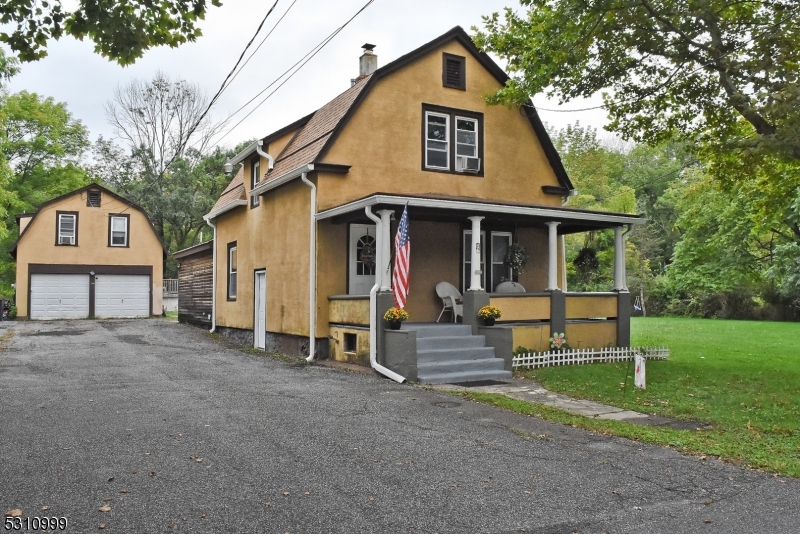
[209, 26, 573, 216]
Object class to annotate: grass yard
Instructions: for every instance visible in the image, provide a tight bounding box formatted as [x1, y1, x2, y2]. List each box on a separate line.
[470, 317, 800, 477]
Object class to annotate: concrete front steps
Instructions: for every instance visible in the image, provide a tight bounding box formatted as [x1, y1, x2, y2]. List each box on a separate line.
[402, 323, 512, 385]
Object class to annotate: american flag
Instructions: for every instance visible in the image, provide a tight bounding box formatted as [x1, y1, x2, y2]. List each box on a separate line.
[392, 205, 411, 309]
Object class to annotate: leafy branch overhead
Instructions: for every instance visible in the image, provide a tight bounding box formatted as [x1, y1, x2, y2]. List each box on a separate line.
[0, 0, 222, 65]
[474, 1, 800, 163]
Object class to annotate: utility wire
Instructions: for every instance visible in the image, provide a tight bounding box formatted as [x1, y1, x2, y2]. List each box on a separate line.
[167, 0, 282, 168]
[214, 0, 377, 144]
[224, 0, 300, 90]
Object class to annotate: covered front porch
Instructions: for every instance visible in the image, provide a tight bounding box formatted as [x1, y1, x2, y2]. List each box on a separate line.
[317, 194, 642, 382]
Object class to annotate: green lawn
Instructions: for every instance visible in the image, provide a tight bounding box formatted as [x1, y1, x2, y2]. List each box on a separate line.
[499, 317, 800, 476]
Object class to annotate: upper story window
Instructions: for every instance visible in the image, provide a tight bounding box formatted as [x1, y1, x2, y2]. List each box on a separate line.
[251, 160, 260, 208]
[109, 215, 129, 247]
[423, 105, 483, 175]
[87, 190, 101, 207]
[56, 212, 78, 246]
[227, 242, 237, 300]
[442, 53, 466, 90]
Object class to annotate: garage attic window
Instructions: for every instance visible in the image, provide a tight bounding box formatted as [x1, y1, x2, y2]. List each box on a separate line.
[109, 215, 129, 247]
[56, 212, 77, 246]
[87, 190, 101, 207]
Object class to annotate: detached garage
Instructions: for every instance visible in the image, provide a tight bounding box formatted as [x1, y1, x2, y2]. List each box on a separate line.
[11, 185, 165, 319]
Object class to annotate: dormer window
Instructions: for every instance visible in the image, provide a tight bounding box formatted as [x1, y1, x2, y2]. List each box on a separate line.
[87, 190, 101, 207]
[442, 53, 466, 90]
[422, 105, 483, 175]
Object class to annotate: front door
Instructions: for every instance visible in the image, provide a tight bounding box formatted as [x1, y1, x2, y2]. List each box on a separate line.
[348, 224, 377, 295]
[254, 271, 266, 349]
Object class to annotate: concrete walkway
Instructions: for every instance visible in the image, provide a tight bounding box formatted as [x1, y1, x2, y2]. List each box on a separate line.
[434, 377, 711, 431]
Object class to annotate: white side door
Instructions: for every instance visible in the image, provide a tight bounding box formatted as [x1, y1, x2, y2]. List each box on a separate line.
[95, 275, 150, 318]
[30, 274, 90, 319]
[254, 271, 266, 350]
[348, 224, 377, 295]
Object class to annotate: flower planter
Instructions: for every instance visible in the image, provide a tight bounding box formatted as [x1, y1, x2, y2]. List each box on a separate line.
[389, 321, 402, 330]
[484, 317, 495, 326]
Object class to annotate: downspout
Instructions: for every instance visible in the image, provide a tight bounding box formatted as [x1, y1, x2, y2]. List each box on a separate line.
[365, 206, 406, 383]
[205, 217, 217, 333]
[299, 173, 316, 362]
[256, 140, 275, 170]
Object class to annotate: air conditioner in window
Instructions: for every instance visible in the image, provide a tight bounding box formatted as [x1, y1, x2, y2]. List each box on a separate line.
[456, 156, 481, 173]
[59, 236, 74, 245]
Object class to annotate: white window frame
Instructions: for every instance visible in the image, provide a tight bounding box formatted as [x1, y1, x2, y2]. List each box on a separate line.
[425, 111, 450, 170]
[228, 245, 238, 300]
[455, 116, 478, 158]
[110, 216, 128, 247]
[58, 214, 76, 245]
[251, 160, 260, 208]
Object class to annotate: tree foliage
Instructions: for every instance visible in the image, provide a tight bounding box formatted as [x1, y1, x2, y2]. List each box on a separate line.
[0, 0, 222, 65]
[475, 1, 800, 164]
[0, 85, 91, 298]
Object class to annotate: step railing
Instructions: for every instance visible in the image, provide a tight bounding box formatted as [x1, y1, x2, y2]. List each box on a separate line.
[512, 346, 669, 370]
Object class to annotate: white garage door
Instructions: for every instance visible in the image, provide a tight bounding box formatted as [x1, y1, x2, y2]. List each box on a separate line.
[95, 275, 151, 318]
[30, 274, 90, 320]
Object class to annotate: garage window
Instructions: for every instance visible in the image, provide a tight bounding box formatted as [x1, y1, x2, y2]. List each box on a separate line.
[56, 212, 78, 246]
[109, 215, 129, 247]
[227, 242, 237, 300]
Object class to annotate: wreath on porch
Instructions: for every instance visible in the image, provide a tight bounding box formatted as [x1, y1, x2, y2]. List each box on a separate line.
[503, 243, 529, 276]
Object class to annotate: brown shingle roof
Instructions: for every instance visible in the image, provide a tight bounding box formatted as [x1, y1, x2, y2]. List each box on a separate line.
[211, 166, 245, 212]
[264, 75, 371, 181]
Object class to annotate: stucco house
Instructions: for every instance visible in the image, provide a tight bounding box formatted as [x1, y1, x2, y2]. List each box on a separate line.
[204, 27, 643, 383]
[12, 184, 165, 319]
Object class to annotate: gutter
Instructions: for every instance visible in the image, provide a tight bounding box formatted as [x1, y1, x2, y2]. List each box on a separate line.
[364, 206, 406, 383]
[299, 172, 317, 362]
[205, 199, 247, 220]
[316, 194, 644, 226]
[250, 164, 314, 197]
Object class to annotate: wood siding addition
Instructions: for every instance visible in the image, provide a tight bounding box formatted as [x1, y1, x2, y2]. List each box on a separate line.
[178, 251, 213, 326]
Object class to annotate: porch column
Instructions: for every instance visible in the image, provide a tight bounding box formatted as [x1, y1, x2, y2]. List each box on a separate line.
[614, 226, 628, 291]
[546, 222, 560, 291]
[377, 210, 394, 291]
[468, 216, 484, 291]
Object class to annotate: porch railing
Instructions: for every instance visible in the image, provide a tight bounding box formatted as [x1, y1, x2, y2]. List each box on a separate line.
[512, 346, 669, 370]
[163, 279, 179, 296]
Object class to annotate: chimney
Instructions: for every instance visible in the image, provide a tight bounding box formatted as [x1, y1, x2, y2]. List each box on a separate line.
[352, 43, 377, 86]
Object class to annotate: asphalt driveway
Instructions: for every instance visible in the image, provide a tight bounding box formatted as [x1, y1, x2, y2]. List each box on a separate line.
[1, 319, 798, 533]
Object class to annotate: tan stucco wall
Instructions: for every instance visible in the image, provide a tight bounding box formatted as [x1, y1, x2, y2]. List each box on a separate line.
[15, 191, 164, 317]
[566, 295, 618, 319]
[317, 40, 564, 211]
[214, 179, 312, 336]
[328, 326, 370, 365]
[490, 296, 550, 322]
[565, 321, 617, 349]
[328, 297, 369, 326]
[512, 325, 551, 352]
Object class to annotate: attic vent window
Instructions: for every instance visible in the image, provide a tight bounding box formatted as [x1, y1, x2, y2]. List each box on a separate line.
[87, 190, 101, 207]
[442, 53, 466, 90]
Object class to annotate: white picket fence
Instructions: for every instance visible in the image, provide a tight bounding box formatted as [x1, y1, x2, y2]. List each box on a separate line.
[512, 346, 669, 370]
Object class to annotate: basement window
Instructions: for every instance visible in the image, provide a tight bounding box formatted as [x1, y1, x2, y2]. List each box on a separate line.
[442, 53, 466, 90]
[343, 333, 357, 353]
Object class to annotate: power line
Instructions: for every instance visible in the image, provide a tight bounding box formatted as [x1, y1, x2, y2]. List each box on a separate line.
[167, 0, 282, 167]
[214, 0, 377, 144]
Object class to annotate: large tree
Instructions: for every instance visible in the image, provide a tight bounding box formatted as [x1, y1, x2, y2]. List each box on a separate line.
[1, 0, 222, 65]
[103, 71, 225, 239]
[475, 1, 800, 164]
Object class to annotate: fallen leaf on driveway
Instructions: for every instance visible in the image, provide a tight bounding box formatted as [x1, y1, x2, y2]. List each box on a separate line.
[5, 509, 22, 517]
[103, 498, 113, 502]
[107, 477, 115, 482]
[283, 492, 290, 496]
[119, 489, 128, 494]
[99, 505, 111, 513]
[98, 523, 106, 529]
[148, 471, 156, 477]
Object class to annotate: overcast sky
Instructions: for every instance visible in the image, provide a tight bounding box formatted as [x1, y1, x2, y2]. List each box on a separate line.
[5, 0, 609, 151]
